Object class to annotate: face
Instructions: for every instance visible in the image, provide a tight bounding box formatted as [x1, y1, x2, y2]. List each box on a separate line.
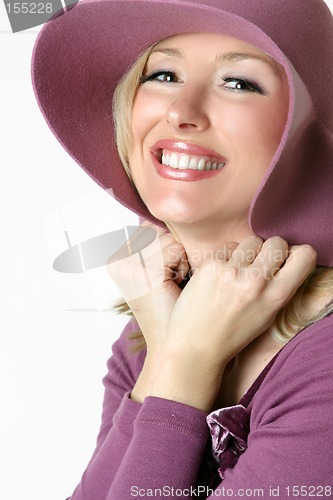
[128, 32, 289, 233]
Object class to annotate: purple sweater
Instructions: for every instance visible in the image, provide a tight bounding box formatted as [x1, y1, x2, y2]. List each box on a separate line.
[68, 315, 333, 499]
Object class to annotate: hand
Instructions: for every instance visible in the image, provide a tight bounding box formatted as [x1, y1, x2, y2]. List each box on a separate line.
[109, 230, 316, 409]
[165, 236, 316, 363]
[149, 236, 317, 410]
[108, 221, 189, 350]
[108, 221, 190, 403]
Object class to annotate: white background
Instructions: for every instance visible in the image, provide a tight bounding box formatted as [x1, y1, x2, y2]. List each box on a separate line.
[1, 2, 333, 499]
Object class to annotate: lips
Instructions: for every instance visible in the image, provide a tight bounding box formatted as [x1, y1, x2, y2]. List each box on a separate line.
[150, 140, 227, 181]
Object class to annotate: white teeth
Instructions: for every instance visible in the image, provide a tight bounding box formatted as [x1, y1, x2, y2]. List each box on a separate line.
[178, 154, 190, 169]
[198, 159, 206, 170]
[162, 153, 169, 165]
[169, 153, 178, 168]
[190, 158, 199, 170]
[161, 151, 225, 171]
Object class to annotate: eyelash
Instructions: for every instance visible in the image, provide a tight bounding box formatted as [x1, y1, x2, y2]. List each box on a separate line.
[223, 77, 265, 95]
[139, 70, 265, 95]
[139, 71, 179, 84]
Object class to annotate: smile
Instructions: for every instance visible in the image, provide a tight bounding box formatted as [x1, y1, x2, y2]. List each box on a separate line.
[150, 140, 227, 182]
[161, 150, 225, 171]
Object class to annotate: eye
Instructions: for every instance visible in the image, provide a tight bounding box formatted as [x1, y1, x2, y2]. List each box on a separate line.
[140, 70, 179, 84]
[222, 77, 265, 95]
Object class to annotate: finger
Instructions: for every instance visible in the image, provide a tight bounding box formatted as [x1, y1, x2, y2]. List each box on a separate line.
[124, 224, 162, 258]
[215, 241, 239, 261]
[269, 244, 317, 305]
[253, 236, 289, 278]
[164, 241, 189, 284]
[228, 235, 263, 267]
[177, 244, 190, 282]
[138, 224, 189, 283]
[119, 222, 168, 260]
[139, 231, 188, 284]
[173, 248, 190, 284]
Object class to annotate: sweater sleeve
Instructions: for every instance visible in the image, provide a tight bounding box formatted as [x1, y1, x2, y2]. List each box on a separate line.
[107, 397, 210, 499]
[68, 318, 146, 500]
[106, 318, 332, 500]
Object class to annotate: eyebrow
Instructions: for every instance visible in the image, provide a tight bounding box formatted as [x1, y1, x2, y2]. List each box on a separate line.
[151, 47, 276, 69]
[217, 51, 273, 65]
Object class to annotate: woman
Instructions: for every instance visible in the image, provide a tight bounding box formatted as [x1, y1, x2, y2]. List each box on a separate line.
[32, 0, 333, 498]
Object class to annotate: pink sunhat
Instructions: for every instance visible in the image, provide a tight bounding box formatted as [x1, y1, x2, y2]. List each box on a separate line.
[31, 0, 333, 265]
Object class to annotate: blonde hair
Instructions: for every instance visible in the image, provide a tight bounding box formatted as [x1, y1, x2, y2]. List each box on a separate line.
[112, 43, 333, 349]
[113, 44, 157, 180]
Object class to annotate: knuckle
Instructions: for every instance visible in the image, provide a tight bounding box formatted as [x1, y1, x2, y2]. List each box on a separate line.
[272, 235, 287, 244]
[289, 244, 317, 267]
[267, 236, 288, 249]
[248, 235, 264, 245]
[164, 241, 184, 263]
[301, 244, 317, 263]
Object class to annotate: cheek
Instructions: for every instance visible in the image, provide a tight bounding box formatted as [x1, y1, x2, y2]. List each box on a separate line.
[131, 88, 168, 142]
[129, 94, 155, 179]
[131, 94, 151, 143]
[221, 101, 287, 158]
[260, 102, 288, 147]
[129, 92, 165, 191]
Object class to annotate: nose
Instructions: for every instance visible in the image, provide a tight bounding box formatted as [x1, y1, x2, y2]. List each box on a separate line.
[166, 86, 210, 131]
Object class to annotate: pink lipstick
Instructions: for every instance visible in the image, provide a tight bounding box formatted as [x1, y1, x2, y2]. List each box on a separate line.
[150, 140, 227, 182]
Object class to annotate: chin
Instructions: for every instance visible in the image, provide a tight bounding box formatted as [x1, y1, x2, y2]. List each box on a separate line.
[149, 208, 194, 225]
[146, 198, 202, 226]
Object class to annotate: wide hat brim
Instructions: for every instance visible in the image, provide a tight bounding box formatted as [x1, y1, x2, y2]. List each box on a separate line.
[31, 0, 333, 265]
